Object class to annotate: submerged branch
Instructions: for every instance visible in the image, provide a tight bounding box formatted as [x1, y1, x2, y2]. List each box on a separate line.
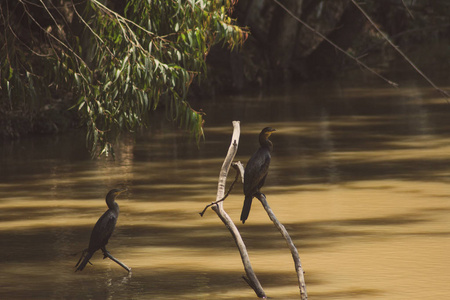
[103, 250, 132, 273]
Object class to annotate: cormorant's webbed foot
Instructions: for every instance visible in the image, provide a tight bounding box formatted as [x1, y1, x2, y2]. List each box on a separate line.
[101, 247, 110, 259]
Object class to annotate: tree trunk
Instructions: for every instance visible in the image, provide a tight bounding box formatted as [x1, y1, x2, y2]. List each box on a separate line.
[269, 0, 304, 80]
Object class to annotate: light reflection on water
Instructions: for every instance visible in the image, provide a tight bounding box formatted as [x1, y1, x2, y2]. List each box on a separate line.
[1, 78, 450, 299]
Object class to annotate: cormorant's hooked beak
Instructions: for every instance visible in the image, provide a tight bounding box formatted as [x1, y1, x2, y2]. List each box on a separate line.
[266, 128, 276, 137]
[115, 188, 128, 196]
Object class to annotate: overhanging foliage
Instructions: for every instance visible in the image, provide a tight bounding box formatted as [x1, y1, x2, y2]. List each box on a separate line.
[0, 0, 247, 156]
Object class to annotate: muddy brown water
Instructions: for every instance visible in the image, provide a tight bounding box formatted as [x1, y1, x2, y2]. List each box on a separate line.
[1, 77, 450, 299]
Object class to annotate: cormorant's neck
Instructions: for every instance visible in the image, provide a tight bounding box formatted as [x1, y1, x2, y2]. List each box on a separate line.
[259, 135, 273, 151]
[106, 196, 119, 211]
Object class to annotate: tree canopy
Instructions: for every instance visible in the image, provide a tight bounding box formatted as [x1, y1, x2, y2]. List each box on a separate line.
[1, 0, 247, 156]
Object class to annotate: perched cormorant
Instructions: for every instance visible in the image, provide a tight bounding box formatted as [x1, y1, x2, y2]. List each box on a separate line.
[241, 127, 276, 224]
[76, 188, 127, 271]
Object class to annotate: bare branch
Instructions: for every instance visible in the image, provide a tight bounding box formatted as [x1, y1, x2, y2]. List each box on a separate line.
[350, 0, 450, 100]
[205, 121, 266, 298]
[102, 250, 132, 273]
[256, 194, 308, 300]
[215, 122, 241, 206]
[71, 0, 115, 58]
[271, 0, 399, 88]
[401, 0, 415, 20]
[199, 163, 242, 216]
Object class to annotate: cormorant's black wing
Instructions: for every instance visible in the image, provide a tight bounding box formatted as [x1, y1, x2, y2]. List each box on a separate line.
[244, 147, 271, 196]
[88, 210, 118, 252]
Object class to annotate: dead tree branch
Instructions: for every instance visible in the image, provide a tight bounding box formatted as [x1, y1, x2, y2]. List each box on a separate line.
[272, 0, 399, 88]
[350, 0, 450, 100]
[232, 163, 308, 299]
[400, 0, 415, 20]
[207, 121, 266, 298]
[201, 122, 307, 298]
[272, 0, 450, 100]
[199, 162, 242, 216]
[102, 250, 132, 273]
[256, 194, 307, 300]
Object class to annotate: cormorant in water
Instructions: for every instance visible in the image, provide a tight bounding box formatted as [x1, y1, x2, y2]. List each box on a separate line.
[241, 127, 276, 224]
[76, 188, 127, 271]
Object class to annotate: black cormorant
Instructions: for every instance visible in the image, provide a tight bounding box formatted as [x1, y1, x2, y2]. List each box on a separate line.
[76, 188, 127, 271]
[240, 127, 276, 224]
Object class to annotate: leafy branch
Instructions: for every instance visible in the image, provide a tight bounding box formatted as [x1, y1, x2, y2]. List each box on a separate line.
[1, 0, 247, 155]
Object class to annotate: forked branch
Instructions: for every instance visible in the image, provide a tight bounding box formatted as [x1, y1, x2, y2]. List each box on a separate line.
[201, 121, 307, 299]
[199, 162, 242, 216]
[204, 121, 266, 298]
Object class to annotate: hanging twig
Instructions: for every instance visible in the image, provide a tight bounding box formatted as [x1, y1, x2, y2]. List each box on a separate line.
[256, 194, 307, 300]
[272, 0, 450, 100]
[206, 121, 266, 298]
[271, 0, 399, 88]
[350, 0, 450, 100]
[400, 0, 415, 20]
[199, 162, 242, 216]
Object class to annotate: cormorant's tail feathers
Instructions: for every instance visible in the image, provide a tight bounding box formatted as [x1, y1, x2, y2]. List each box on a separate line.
[75, 250, 93, 272]
[240, 196, 253, 224]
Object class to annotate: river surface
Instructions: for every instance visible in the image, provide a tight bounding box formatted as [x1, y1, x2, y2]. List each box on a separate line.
[1, 76, 450, 299]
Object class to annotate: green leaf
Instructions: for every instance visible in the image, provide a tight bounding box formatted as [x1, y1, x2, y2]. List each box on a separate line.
[0, 0, 246, 156]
